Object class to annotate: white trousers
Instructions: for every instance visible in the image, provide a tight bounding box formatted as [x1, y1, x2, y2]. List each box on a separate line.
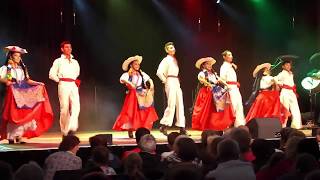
[160, 78, 186, 127]
[58, 82, 80, 135]
[280, 89, 302, 129]
[228, 86, 245, 127]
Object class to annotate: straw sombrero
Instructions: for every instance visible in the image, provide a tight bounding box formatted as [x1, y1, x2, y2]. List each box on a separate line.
[4, 46, 28, 54]
[122, 55, 143, 71]
[252, 63, 271, 77]
[195, 57, 216, 69]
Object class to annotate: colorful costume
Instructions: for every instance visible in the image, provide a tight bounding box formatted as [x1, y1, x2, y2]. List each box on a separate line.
[246, 69, 289, 126]
[113, 56, 158, 131]
[192, 67, 235, 131]
[49, 54, 80, 135]
[220, 61, 245, 127]
[274, 70, 302, 129]
[0, 46, 53, 141]
[156, 55, 186, 128]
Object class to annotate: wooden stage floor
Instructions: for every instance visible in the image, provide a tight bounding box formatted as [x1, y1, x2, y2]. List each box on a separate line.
[0, 130, 203, 152]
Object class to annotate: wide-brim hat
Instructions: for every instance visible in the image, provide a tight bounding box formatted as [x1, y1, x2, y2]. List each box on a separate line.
[253, 63, 271, 77]
[4, 46, 28, 54]
[122, 55, 143, 71]
[195, 57, 216, 69]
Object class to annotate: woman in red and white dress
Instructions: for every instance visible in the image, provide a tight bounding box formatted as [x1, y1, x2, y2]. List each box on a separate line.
[0, 46, 53, 144]
[113, 55, 158, 138]
[192, 57, 235, 131]
[245, 63, 289, 127]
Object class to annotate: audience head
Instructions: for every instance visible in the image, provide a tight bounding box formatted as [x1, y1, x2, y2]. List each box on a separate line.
[92, 146, 110, 166]
[280, 127, 294, 149]
[174, 137, 197, 162]
[167, 132, 180, 149]
[59, 135, 80, 153]
[135, 127, 150, 144]
[285, 136, 304, 160]
[14, 161, 43, 180]
[139, 134, 156, 153]
[297, 138, 320, 160]
[316, 129, 320, 142]
[81, 172, 111, 180]
[305, 170, 320, 180]
[295, 153, 319, 174]
[251, 139, 275, 160]
[209, 136, 224, 158]
[230, 128, 251, 153]
[201, 130, 221, 147]
[89, 135, 108, 148]
[124, 153, 145, 178]
[0, 161, 13, 180]
[217, 138, 240, 162]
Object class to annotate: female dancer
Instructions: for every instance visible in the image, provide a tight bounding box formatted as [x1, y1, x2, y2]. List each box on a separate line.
[113, 55, 158, 138]
[0, 46, 53, 144]
[192, 57, 235, 131]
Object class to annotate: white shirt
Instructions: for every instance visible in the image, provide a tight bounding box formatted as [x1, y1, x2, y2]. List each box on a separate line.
[198, 70, 218, 84]
[49, 54, 80, 83]
[275, 70, 295, 86]
[0, 65, 25, 82]
[156, 55, 179, 83]
[120, 71, 150, 87]
[260, 75, 274, 89]
[220, 61, 237, 82]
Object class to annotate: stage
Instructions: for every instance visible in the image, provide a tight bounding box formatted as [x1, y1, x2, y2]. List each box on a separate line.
[0, 129, 203, 152]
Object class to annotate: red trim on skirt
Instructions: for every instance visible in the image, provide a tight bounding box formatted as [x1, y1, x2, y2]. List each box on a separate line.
[112, 89, 158, 131]
[192, 87, 235, 131]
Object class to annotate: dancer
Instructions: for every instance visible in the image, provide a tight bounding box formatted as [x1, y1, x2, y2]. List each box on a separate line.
[156, 42, 187, 135]
[219, 50, 245, 127]
[0, 46, 53, 144]
[49, 41, 80, 136]
[192, 57, 235, 131]
[245, 63, 289, 127]
[113, 55, 158, 138]
[274, 60, 302, 129]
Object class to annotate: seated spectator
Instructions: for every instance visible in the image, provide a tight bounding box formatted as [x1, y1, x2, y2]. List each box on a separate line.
[44, 135, 82, 180]
[230, 128, 255, 162]
[279, 127, 294, 151]
[122, 127, 150, 159]
[316, 128, 320, 150]
[297, 138, 320, 160]
[201, 136, 224, 175]
[123, 153, 146, 180]
[305, 170, 320, 180]
[88, 135, 121, 170]
[80, 172, 111, 180]
[15, 161, 43, 180]
[166, 137, 202, 180]
[164, 135, 190, 165]
[278, 153, 319, 180]
[206, 139, 255, 180]
[89, 146, 116, 175]
[251, 139, 275, 172]
[138, 134, 164, 179]
[0, 160, 13, 180]
[161, 132, 180, 161]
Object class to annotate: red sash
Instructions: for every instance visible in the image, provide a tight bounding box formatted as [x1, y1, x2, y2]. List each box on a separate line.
[227, 81, 240, 88]
[59, 78, 81, 87]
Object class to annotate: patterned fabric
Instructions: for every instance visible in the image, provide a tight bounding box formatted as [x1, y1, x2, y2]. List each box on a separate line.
[44, 151, 82, 180]
[12, 83, 45, 108]
[136, 88, 154, 109]
[212, 85, 229, 112]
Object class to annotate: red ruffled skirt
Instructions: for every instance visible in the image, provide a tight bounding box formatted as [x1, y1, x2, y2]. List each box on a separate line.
[1, 85, 54, 139]
[113, 89, 158, 131]
[246, 90, 289, 124]
[192, 87, 235, 131]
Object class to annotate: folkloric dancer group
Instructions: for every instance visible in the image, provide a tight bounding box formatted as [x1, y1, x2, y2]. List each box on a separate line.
[0, 41, 304, 143]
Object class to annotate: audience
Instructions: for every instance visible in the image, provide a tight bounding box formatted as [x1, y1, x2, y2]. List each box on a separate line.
[0, 160, 13, 180]
[90, 146, 116, 175]
[123, 153, 146, 180]
[44, 134, 82, 180]
[251, 139, 275, 172]
[230, 127, 255, 162]
[122, 127, 150, 159]
[161, 132, 180, 161]
[206, 138, 255, 180]
[15, 161, 43, 180]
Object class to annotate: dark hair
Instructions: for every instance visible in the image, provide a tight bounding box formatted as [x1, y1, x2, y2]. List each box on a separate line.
[282, 60, 292, 66]
[135, 127, 150, 144]
[201, 130, 220, 147]
[176, 137, 197, 161]
[251, 139, 275, 160]
[168, 132, 180, 146]
[89, 135, 108, 148]
[60, 41, 71, 48]
[230, 128, 251, 153]
[209, 136, 224, 158]
[217, 139, 240, 162]
[280, 127, 294, 149]
[0, 161, 13, 180]
[80, 172, 111, 180]
[164, 42, 174, 51]
[92, 146, 110, 166]
[297, 138, 320, 160]
[58, 135, 80, 151]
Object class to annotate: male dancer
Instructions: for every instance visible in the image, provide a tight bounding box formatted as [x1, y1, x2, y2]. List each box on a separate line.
[49, 41, 80, 135]
[220, 50, 245, 127]
[156, 42, 187, 135]
[275, 60, 302, 129]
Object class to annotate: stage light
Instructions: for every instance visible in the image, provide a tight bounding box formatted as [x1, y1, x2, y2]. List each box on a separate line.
[216, 0, 220, 4]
